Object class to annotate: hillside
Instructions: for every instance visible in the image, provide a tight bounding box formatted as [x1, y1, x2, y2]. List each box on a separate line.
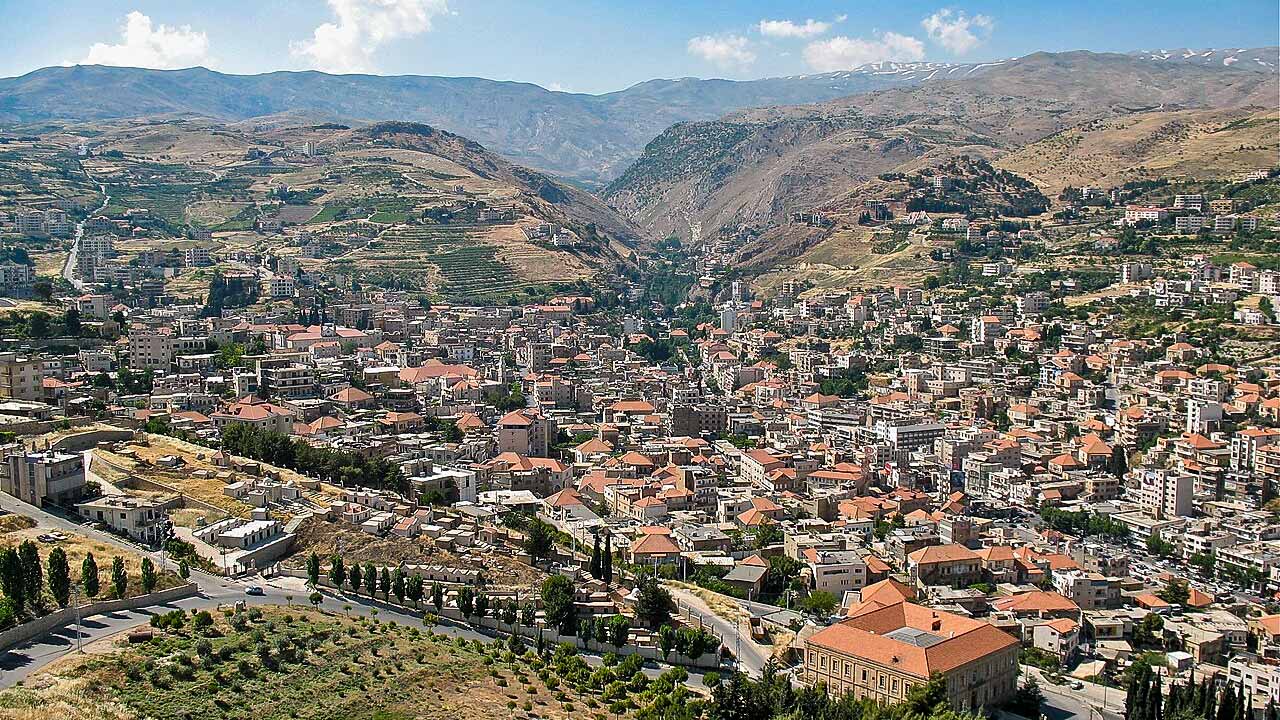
[1, 117, 643, 303]
[602, 49, 1279, 264]
[996, 107, 1280, 195]
[0, 62, 970, 186]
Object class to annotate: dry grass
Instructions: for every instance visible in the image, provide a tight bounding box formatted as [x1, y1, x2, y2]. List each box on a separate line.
[0, 520, 180, 601]
[667, 581, 748, 625]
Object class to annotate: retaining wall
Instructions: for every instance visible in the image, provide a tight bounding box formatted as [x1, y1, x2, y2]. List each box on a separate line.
[0, 582, 199, 652]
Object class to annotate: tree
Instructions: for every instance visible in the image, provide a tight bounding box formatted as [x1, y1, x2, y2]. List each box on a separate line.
[602, 533, 613, 585]
[1007, 676, 1045, 719]
[520, 602, 536, 627]
[178, 561, 190, 579]
[18, 541, 41, 609]
[363, 562, 376, 598]
[500, 599, 517, 626]
[431, 581, 444, 613]
[524, 519, 556, 564]
[658, 624, 676, 660]
[541, 575, 575, 633]
[800, 590, 838, 617]
[579, 610, 595, 646]
[1159, 579, 1191, 607]
[348, 563, 362, 595]
[406, 575, 423, 608]
[82, 553, 99, 598]
[329, 556, 345, 588]
[589, 533, 602, 580]
[309, 591, 322, 609]
[392, 568, 406, 605]
[607, 615, 631, 649]
[474, 593, 490, 619]
[379, 567, 391, 600]
[457, 586, 475, 618]
[0, 548, 24, 612]
[140, 557, 157, 594]
[110, 556, 128, 599]
[307, 552, 321, 588]
[47, 548, 70, 608]
[634, 575, 675, 628]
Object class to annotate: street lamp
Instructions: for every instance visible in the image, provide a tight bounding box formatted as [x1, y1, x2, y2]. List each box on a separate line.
[70, 584, 83, 653]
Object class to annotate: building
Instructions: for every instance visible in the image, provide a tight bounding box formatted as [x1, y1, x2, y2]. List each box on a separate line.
[0, 353, 43, 401]
[3, 451, 84, 507]
[77, 495, 171, 543]
[497, 408, 553, 458]
[184, 246, 212, 267]
[906, 544, 982, 589]
[802, 601, 1019, 711]
[809, 550, 870, 596]
[270, 275, 297, 298]
[1139, 470, 1194, 520]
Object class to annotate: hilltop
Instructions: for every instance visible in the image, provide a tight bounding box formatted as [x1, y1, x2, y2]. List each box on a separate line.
[0, 63, 970, 186]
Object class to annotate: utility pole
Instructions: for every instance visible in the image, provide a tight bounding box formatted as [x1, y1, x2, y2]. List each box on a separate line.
[71, 584, 83, 653]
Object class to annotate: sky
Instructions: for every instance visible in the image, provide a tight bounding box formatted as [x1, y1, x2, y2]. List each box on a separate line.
[2, 0, 1277, 94]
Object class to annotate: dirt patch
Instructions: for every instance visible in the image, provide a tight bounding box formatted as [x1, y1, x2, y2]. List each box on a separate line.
[288, 517, 547, 593]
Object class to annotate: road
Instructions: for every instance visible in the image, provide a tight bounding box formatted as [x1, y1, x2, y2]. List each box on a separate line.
[62, 184, 109, 292]
[1024, 665, 1124, 720]
[670, 586, 771, 677]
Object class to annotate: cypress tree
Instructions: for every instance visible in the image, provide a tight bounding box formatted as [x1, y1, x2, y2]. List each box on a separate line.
[1236, 687, 1246, 720]
[1216, 683, 1236, 720]
[1148, 675, 1163, 720]
[0, 548, 24, 611]
[589, 534, 601, 580]
[1264, 700, 1277, 720]
[18, 540, 41, 610]
[81, 553, 99, 598]
[602, 533, 613, 585]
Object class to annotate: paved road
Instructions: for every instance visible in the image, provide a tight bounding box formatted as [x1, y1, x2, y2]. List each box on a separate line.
[1024, 665, 1124, 720]
[670, 586, 771, 677]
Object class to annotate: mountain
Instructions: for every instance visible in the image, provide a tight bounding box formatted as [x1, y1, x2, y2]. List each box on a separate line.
[601, 49, 1278, 261]
[0, 63, 967, 186]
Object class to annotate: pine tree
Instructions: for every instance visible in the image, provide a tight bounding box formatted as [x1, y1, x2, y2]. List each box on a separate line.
[140, 557, 156, 594]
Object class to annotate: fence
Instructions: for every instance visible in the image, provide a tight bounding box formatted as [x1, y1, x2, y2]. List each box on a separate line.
[0, 582, 199, 652]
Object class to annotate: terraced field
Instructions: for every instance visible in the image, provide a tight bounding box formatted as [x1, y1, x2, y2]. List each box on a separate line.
[337, 225, 538, 302]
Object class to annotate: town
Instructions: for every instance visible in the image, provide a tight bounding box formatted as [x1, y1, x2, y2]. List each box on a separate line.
[0, 132, 1277, 720]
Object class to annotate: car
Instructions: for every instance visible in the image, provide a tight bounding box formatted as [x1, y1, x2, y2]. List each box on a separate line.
[245, 586, 265, 596]
[1071, 681, 1084, 690]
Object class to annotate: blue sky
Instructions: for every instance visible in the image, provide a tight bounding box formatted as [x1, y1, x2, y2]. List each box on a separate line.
[2, 0, 1277, 93]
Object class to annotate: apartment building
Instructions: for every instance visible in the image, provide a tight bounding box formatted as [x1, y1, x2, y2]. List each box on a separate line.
[3, 451, 84, 507]
[0, 353, 43, 401]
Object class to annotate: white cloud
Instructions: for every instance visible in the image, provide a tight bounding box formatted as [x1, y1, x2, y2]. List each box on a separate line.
[757, 18, 831, 39]
[802, 32, 925, 71]
[81, 11, 210, 69]
[921, 8, 994, 55]
[291, 0, 450, 74]
[687, 34, 756, 70]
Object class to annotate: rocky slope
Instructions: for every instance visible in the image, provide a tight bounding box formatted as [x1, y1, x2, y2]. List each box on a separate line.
[602, 49, 1279, 256]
